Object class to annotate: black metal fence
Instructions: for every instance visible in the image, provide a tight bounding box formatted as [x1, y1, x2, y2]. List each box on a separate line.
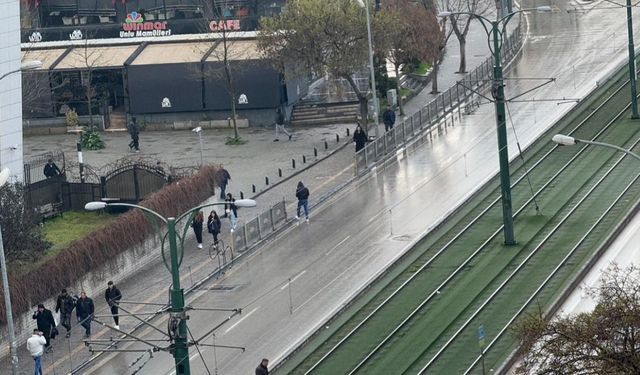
[24, 160, 171, 213]
[355, 22, 524, 174]
[24, 150, 66, 185]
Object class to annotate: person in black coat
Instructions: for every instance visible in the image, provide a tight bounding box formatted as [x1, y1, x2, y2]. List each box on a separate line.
[215, 168, 231, 200]
[55, 289, 75, 337]
[207, 210, 222, 247]
[105, 281, 122, 329]
[76, 291, 95, 337]
[224, 193, 238, 231]
[382, 105, 396, 132]
[255, 358, 269, 375]
[43, 159, 61, 178]
[295, 181, 310, 222]
[192, 211, 204, 249]
[353, 124, 368, 153]
[32, 304, 56, 347]
[128, 118, 140, 152]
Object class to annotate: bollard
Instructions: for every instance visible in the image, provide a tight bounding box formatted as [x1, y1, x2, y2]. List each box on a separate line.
[240, 191, 244, 199]
[292, 159, 296, 169]
[346, 128, 350, 136]
[336, 134, 340, 142]
[303, 155, 307, 163]
[278, 168, 282, 177]
[265, 176, 269, 185]
[252, 184, 256, 193]
[324, 141, 328, 150]
[314, 147, 318, 157]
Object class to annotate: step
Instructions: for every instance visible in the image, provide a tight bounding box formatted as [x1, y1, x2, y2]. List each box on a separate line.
[291, 115, 358, 126]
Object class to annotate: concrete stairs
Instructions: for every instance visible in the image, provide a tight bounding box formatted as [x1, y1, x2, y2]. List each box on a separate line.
[291, 102, 360, 126]
[106, 110, 128, 132]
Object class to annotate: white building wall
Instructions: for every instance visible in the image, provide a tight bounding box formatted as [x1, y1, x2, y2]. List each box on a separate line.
[0, 0, 23, 181]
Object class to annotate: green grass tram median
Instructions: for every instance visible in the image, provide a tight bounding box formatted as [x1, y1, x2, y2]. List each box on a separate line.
[276, 64, 640, 375]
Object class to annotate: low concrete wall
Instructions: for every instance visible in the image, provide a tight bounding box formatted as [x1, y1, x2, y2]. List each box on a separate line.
[23, 115, 106, 135]
[145, 118, 250, 131]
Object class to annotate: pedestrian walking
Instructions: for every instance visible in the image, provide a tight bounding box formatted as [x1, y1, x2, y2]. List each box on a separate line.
[295, 181, 310, 222]
[32, 304, 56, 348]
[43, 158, 62, 178]
[224, 193, 238, 232]
[353, 124, 368, 153]
[26, 329, 47, 375]
[128, 118, 140, 152]
[192, 211, 204, 249]
[215, 167, 232, 200]
[105, 281, 122, 330]
[274, 107, 292, 141]
[207, 210, 222, 247]
[255, 358, 269, 375]
[55, 289, 75, 338]
[382, 105, 396, 132]
[76, 291, 95, 338]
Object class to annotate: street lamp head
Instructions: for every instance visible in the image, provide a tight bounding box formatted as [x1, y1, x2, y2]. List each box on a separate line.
[234, 199, 257, 208]
[535, 5, 552, 12]
[85, 201, 108, 211]
[20, 60, 43, 71]
[0, 168, 10, 187]
[354, 0, 365, 8]
[437, 11, 453, 18]
[552, 134, 577, 146]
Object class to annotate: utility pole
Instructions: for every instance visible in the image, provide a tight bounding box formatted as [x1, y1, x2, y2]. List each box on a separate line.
[167, 217, 191, 375]
[0, 228, 19, 375]
[626, 0, 639, 118]
[491, 22, 516, 245]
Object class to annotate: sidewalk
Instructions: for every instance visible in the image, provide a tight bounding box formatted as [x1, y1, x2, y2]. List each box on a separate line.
[4, 19, 494, 375]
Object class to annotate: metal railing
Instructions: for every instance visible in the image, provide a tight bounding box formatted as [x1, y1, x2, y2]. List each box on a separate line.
[230, 198, 288, 253]
[354, 23, 523, 175]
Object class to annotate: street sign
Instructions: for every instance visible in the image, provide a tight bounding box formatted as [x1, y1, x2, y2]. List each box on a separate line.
[478, 325, 486, 349]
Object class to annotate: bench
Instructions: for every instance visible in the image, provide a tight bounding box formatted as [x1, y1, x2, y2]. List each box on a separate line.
[37, 202, 63, 223]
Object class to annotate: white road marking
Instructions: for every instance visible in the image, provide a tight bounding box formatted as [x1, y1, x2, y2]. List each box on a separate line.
[224, 306, 260, 334]
[325, 235, 351, 256]
[281, 270, 307, 290]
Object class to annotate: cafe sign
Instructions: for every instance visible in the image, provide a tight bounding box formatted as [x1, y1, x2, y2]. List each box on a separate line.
[121, 11, 171, 38]
[208, 19, 241, 32]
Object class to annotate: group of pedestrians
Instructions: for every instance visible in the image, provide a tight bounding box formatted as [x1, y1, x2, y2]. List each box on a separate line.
[28, 281, 121, 374]
[353, 105, 397, 153]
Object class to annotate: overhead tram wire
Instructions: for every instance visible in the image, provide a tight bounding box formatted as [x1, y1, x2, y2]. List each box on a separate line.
[505, 100, 541, 214]
[302, 67, 638, 375]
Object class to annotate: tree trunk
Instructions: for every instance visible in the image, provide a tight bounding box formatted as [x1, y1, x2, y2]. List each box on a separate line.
[458, 37, 467, 73]
[343, 74, 369, 132]
[394, 64, 404, 115]
[86, 71, 93, 130]
[431, 60, 440, 94]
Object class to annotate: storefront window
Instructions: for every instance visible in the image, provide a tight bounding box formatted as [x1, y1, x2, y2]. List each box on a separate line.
[126, 0, 166, 21]
[79, 0, 117, 25]
[163, 0, 204, 21]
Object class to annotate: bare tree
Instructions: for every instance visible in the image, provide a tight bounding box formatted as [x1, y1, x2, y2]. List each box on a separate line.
[515, 264, 640, 375]
[447, 0, 492, 73]
[258, 0, 394, 132]
[382, 0, 441, 115]
[192, 0, 253, 142]
[72, 36, 109, 130]
[420, 0, 454, 94]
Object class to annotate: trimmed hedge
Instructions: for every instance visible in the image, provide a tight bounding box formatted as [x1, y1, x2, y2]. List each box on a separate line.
[0, 165, 218, 324]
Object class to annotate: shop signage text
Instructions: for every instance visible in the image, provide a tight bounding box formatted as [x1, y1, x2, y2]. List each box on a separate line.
[121, 11, 171, 38]
[209, 19, 241, 32]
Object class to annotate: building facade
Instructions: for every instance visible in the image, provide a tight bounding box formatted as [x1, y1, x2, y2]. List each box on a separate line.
[19, 0, 309, 129]
[1, 0, 24, 181]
